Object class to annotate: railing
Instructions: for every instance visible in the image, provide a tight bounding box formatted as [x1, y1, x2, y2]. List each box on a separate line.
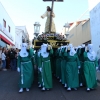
[0, 23, 13, 41]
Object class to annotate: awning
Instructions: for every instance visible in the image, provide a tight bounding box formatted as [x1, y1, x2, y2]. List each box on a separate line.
[0, 34, 14, 46]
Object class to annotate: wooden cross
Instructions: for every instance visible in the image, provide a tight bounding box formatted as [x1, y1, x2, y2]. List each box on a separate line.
[43, 0, 63, 33]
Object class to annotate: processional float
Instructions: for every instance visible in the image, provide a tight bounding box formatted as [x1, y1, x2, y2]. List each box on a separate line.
[32, 0, 70, 49]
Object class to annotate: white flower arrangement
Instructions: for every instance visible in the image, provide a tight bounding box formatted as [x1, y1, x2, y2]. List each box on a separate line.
[55, 33, 66, 41]
[37, 33, 66, 41]
[37, 34, 48, 41]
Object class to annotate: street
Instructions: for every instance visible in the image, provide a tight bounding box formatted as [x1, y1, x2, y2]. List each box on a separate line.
[0, 70, 100, 100]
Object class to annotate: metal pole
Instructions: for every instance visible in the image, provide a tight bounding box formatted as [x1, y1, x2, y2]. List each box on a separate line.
[49, 0, 54, 33]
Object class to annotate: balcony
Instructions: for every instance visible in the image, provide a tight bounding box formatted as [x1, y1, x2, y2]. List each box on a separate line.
[0, 23, 13, 41]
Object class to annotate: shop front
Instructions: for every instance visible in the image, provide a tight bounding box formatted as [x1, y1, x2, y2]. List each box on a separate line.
[0, 30, 14, 47]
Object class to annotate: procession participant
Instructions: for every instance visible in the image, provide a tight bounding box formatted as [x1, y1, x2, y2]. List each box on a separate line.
[60, 46, 67, 86]
[17, 42, 34, 93]
[55, 47, 62, 79]
[58, 46, 64, 83]
[41, 6, 56, 33]
[53, 48, 59, 76]
[64, 44, 80, 91]
[97, 45, 100, 71]
[34, 50, 38, 68]
[77, 44, 86, 87]
[39, 43, 53, 91]
[83, 44, 98, 91]
[37, 49, 42, 88]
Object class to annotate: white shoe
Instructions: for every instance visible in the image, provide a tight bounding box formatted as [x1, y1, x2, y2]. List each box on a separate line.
[67, 87, 71, 91]
[80, 83, 83, 87]
[42, 87, 45, 91]
[64, 84, 67, 88]
[2, 68, 7, 71]
[26, 88, 29, 92]
[87, 88, 90, 91]
[19, 88, 23, 93]
[38, 84, 42, 88]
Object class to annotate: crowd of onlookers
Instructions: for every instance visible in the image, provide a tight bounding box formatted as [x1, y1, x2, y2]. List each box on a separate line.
[0, 46, 19, 71]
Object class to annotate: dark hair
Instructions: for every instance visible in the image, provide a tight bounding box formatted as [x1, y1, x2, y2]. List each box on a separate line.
[47, 6, 51, 11]
[2, 48, 5, 53]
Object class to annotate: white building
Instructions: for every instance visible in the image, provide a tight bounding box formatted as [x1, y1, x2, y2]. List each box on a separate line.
[0, 2, 15, 47]
[15, 28, 23, 49]
[88, 0, 100, 52]
[15, 26, 29, 49]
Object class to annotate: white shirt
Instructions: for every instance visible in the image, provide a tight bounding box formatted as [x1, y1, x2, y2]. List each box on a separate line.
[1, 53, 6, 60]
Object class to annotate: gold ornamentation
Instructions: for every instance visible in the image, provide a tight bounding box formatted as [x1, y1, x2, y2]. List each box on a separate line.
[60, 43, 63, 46]
[50, 42, 56, 47]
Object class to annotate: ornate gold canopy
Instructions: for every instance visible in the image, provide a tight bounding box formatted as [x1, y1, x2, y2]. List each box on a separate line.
[33, 39, 69, 49]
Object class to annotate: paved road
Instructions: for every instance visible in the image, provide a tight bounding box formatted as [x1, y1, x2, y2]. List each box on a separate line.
[0, 70, 100, 100]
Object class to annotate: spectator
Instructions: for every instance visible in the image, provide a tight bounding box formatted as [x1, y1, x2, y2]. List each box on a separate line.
[1, 49, 7, 71]
[5, 49, 10, 69]
[97, 45, 100, 71]
[8, 48, 17, 71]
[0, 46, 2, 70]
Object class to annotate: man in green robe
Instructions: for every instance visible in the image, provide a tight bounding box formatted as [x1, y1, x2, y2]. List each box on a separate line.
[55, 47, 62, 79]
[83, 44, 98, 91]
[60, 46, 67, 86]
[77, 45, 86, 87]
[37, 49, 42, 88]
[64, 44, 80, 91]
[17, 43, 34, 93]
[39, 43, 53, 91]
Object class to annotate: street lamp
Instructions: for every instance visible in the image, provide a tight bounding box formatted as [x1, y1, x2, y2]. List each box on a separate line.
[63, 22, 70, 40]
[34, 22, 41, 39]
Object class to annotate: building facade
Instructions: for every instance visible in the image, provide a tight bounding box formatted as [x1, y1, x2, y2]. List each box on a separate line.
[68, 19, 91, 47]
[88, 0, 100, 52]
[15, 26, 29, 49]
[0, 2, 15, 47]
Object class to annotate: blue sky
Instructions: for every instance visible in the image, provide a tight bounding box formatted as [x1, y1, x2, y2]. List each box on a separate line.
[0, 0, 89, 40]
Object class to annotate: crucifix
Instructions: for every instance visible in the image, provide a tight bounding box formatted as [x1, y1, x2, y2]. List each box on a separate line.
[43, 0, 63, 33]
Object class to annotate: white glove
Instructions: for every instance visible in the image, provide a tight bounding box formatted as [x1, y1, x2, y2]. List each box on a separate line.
[78, 66, 80, 69]
[39, 68, 42, 72]
[50, 45, 52, 49]
[17, 67, 20, 72]
[96, 67, 98, 70]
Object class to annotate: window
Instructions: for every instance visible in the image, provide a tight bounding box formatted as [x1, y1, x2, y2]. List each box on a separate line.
[8, 25, 11, 33]
[3, 19, 6, 28]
